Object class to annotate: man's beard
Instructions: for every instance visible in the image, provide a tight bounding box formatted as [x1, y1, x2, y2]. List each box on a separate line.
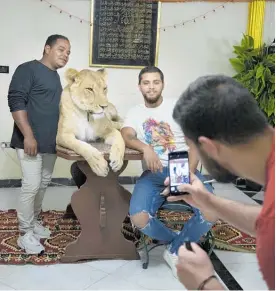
[198, 148, 238, 183]
[143, 93, 162, 104]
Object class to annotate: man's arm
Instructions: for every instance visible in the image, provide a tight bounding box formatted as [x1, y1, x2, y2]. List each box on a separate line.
[11, 111, 35, 139]
[121, 126, 163, 173]
[208, 195, 261, 237]
[167, 174, 261, 236]
[121, 127, 148, 153]
[8, 64, 37, 155]
[8, 64, 33, 134]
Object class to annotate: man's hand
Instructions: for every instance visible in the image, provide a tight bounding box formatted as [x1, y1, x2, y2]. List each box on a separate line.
[24, 135, 37, 156]
[11, 111, 37, 156]
[161, 173, 218, 222]
[143, 145, 163, 173]
[176, 243, 224, 290]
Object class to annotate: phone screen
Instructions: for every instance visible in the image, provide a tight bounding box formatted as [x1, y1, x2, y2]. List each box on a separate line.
[169, 151, 189, 195]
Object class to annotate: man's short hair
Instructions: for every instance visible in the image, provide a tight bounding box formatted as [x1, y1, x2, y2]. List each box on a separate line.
[173, 75, 268, 145]
[43, 34, 69, 54]
[138, 66, 164, 84]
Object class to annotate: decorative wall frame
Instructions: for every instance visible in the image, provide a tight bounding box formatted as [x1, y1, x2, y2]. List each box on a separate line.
[89, 0, 161, 69]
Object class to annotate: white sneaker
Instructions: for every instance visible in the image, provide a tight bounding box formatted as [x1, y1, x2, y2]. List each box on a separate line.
[17, 231, 45, 254]
[163, 248, 178, 278]
[34, 221, 51, 240]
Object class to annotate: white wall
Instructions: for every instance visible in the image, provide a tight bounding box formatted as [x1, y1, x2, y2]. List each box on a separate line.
[0, 0, 274, 179]
[264, 1, 275, 44]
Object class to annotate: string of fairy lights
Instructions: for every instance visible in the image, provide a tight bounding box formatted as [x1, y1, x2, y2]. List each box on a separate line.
[38, 0, 234, 31]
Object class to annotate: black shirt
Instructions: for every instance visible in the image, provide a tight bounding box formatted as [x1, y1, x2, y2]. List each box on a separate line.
[7, 60, 62, 154]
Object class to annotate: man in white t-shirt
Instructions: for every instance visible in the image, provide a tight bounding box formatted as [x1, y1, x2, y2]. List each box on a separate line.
[121, 66, 214, 277]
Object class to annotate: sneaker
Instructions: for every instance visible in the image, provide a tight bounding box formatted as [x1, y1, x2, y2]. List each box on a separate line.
[17, 230, 45, 254]
[163, 248, 178, 278]
[34, 221, 51, 240]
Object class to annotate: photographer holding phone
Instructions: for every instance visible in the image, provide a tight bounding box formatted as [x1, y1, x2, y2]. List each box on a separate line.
[162, 75, 274, 290]
[121, 66, 215, 277]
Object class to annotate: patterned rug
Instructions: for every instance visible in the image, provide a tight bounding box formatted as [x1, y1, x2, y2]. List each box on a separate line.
[0, 209, 256, 265]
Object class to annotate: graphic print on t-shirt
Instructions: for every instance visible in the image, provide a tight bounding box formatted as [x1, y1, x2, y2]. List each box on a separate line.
[142, 118, 176, 156]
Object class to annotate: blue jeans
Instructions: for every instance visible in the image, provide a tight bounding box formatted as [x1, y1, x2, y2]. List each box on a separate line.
[129, 167, 214, 254]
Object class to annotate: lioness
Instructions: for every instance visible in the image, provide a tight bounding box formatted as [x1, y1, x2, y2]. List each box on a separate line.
[56, 68, 125, 177]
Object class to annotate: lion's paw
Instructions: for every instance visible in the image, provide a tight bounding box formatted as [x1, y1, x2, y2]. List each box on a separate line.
[88, 154, 109, 177]
[109, 151, 123, 172]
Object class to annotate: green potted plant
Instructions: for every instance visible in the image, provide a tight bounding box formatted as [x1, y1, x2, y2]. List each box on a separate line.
[229, 35, 275, 193]
[229, 34, 275, 127]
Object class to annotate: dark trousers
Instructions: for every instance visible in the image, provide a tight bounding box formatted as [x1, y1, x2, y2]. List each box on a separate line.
[71, 162, 86, 188]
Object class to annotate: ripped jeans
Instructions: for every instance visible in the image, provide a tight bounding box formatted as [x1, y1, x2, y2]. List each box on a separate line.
[129, 167, 214, 254]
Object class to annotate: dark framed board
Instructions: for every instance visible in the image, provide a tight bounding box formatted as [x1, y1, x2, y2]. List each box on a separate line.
[89, 0, 161, 69]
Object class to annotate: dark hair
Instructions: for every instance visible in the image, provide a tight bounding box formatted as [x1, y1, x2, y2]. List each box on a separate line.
[43, 34, 69, 54]
[138, 66, 164, 84]
[173, 75, 268, 145]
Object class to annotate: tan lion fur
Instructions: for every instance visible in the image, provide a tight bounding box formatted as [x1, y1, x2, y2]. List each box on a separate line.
[56, 68, 125, 177]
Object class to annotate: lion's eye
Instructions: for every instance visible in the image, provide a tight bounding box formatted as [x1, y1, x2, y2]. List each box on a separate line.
[104, 87, 107, 91]
[86, 88, 94, 92]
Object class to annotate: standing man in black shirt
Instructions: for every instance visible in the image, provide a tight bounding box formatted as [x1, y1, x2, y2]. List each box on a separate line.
[7, 34, 71, 254]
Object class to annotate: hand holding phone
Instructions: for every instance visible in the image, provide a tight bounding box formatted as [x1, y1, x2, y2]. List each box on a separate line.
[168, 151, 190, 196]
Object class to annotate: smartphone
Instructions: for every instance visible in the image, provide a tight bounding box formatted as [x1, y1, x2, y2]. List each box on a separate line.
[168, 151, 190, 195]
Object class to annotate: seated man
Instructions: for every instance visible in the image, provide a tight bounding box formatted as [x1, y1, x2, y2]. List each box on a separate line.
[121, 66, 214, 277]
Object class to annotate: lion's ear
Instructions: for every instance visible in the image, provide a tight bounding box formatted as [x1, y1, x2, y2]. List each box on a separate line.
[65, 68, 79, 85]
[97, 68, 107, 81]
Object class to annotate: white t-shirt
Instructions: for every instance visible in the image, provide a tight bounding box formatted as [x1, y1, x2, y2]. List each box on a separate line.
[122, 98, 188, 168]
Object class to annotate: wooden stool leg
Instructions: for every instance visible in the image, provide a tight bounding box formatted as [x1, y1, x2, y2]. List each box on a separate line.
[61, 161, 139, 263]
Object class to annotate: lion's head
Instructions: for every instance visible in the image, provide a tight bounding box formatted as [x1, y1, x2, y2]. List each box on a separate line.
[65, 68, 108, 114]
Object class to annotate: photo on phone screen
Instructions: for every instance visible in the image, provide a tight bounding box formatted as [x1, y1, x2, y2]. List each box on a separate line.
[169, 151, 190, 195]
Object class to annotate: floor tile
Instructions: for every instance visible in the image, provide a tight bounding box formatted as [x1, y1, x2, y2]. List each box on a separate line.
[251, 191, 264, 201]
[84, 259, 128, 274]
[2, 264, 107, 290]
[113, 259, 185, 290]
[210, 252, 242, 290]
[225, 262, 268, 290]
[0, 266, 21, 281]
[0, 281, 14, 290]
[213, 183, 258, 205]
[110, 260, 144, 280]
[215, 250, 258, 264]
[85, 274, 145, 290]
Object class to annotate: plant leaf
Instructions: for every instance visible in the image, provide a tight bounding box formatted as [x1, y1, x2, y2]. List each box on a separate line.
[259, 93, 267, 110]
[269, 83, 275, 93]
[229, 58, 245, 73]
[247, 35, 254, 48]
[229, 34, 275, 126]
[241, 35, 254, 49]
[256, 65, 264, 79]
[233, 45, 246, 55]
[264, 68, 272, 81]
[267, 97, 275, 117]
[252, 80, 261, 96]
[248, 49, 260, 57]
